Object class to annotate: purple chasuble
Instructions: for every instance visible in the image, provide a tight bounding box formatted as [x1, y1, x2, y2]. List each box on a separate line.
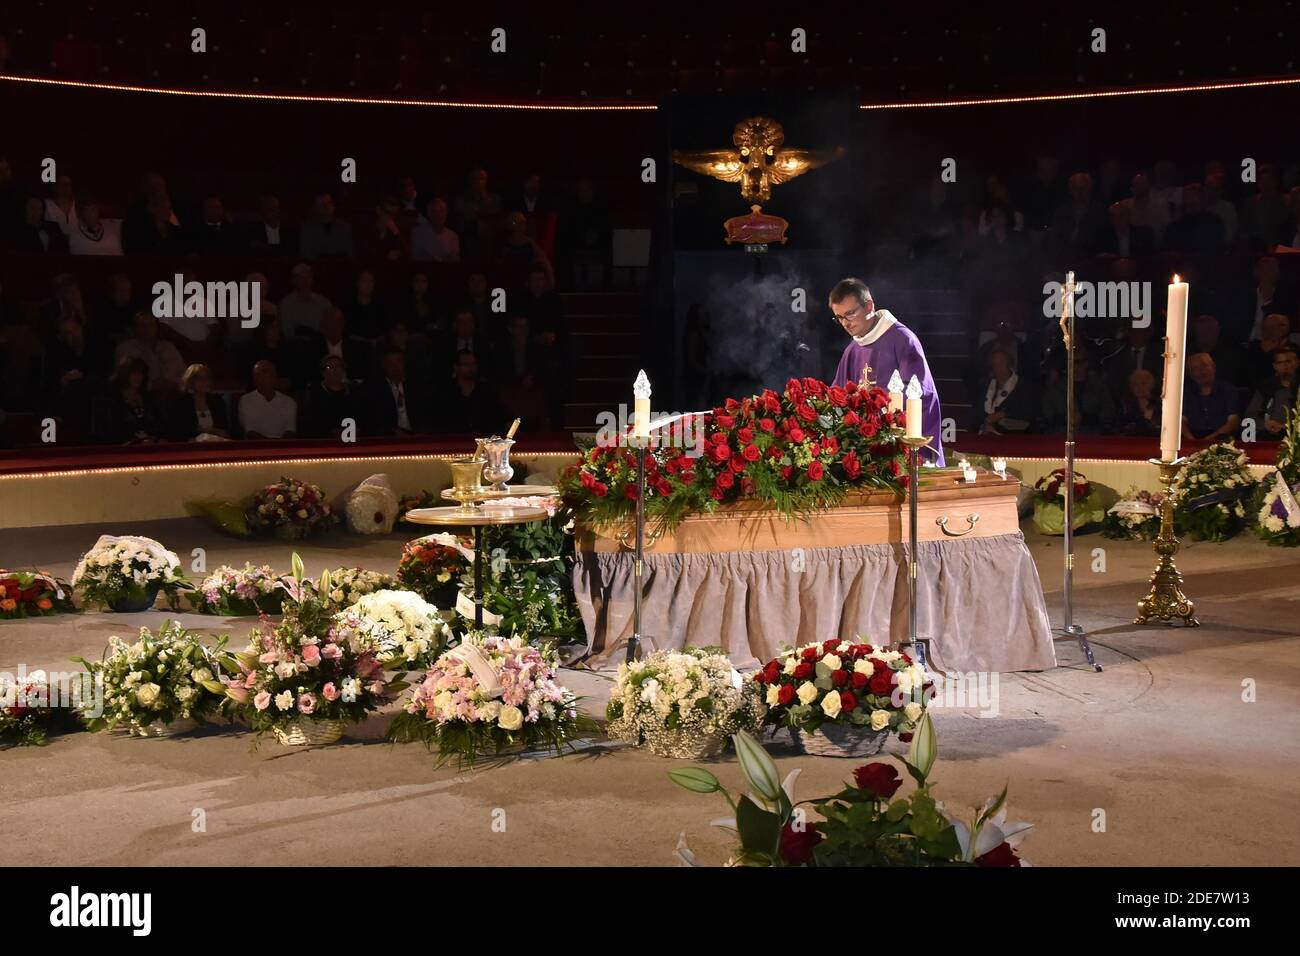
[832, 319, 946, 466]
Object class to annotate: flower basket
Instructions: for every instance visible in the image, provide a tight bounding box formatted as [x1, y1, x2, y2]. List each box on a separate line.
[790, 723, 889, 758]
[646, 728, 730, 760]
[108, 582, 161, 613]
[273, 718, 345, 747]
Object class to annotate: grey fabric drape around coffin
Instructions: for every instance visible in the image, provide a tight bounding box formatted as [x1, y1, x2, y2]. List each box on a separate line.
[573, 532, 1057, 674]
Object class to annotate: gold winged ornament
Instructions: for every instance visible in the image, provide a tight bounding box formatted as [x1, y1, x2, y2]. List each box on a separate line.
[673, 116, 844, 204]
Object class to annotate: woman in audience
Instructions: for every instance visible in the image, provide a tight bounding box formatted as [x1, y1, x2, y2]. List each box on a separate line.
[399, 271, 440, 335]
[103, 356, 166, 444]
[300, 355, 360, 438]
[168, 363, 230, 440]
[1114, 368, 1162, 437]
[974, 347, 1034, 435]
[345, 270, 388, 343]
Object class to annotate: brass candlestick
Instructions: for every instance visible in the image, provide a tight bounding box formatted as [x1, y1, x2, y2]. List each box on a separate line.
[1134, 457, 1199, 626]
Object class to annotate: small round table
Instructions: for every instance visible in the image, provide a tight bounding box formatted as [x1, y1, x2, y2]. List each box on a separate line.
[404, 502, 550, 629]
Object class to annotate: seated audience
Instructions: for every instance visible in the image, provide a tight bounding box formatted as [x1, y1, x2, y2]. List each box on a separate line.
[246, 193, 297, 256]
[237, 315, 295, 392]
[496, 313, 547, 430]
[363, 349, 431, 435]
[300, 355, 362, 439]
[1100, 201, 1155, 257]
[1239, 313, 1299, 389]
[1182, 352, 1241, 441]
[68, 199, 124, 256]
[358, 197, 406, 261]
[238, 359, 298, 439]
[974, 347, 1035, 434]
[1243, 345, 1299, 437]
[495, 210, 555, 287]
[1190, 314, 1241, 386]
[1162, 183, 1225, 255]
[344, 270, 388, 342]
[95, 274, 142, 341]
[160, 271, 220, 345]
[298, 192, 354, 258]
[279, 263, 332, 339]
[44, 174, 78, 235]
[168, 363, 230, 440]
[15, 197, 69, 254]
[44, 316, 104, 441]
[102, 356, 167, 444]
[453, 167, 503, 257]
[193, 195, 242, 255]
[307, 308, 373, 383]
[1103, 324, 1163, 402]
[436, 349, 506, 434]
[409, 196, 460, 262]
[1038, 348, 1115, 434]
[114, 311, 185, 392]
[399, 271, 441, 334]
[1113, 368, 1162, 437]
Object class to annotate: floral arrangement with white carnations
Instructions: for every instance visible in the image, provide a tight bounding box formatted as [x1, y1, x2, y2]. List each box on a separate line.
[71, 534, 191, 611]
[75, 621, 233, 737]
[317, 567, 400, 610]
[606, 647, 766, 758]
[340, 589, 452, 670]
[1170, 441, 1258, 542]
[388, 634, 593, 767]
[752, 638, 929, 755]
[223, 556, 406, 745]
[1256, 392, 1300, 547]
[669, 715, 1032, 867]
[1101, 487, 1164, 541]
[249, 476, 336, 540]
[190, 564, 286, 615]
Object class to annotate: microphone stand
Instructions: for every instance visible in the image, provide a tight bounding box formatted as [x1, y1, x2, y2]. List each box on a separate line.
[1058, 270, 1102, 672]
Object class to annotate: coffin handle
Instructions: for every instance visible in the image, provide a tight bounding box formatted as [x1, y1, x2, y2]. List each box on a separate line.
[936, 512, 980, 537]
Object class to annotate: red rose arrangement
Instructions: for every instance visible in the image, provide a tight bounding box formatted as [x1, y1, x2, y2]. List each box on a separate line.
[1033, 468, 1092, 502]
[560, 377, 906, 531]
[752, 638, 930, 737]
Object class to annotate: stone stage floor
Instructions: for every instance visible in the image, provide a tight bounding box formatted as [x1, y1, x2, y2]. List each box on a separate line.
[1, 517, 1297, 866]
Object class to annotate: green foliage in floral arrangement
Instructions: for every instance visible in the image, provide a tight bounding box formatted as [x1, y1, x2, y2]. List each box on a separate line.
[222, 557, 407, 739]
[74, 621, 237, 736]
[558, 377, 906, 536]
[1255, 392, 1300, 547]
[669, 716, 1033, 867]
[456, 501, 583, 644]
[1170, 441, 1258, 542]
[387, 634, 596, 769]
[0, 569, 76, 618]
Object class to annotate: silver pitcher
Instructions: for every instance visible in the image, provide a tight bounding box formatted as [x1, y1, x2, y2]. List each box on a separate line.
[479, 436, 515, 492]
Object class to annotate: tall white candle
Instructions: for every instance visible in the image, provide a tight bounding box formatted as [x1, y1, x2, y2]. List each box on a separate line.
[1159, 276, 1189, 461]
[905, 374, 923, 439]
[633, 369, 651, 440]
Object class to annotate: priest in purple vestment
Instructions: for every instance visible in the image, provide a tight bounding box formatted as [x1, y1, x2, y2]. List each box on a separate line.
[828, 278, 946, 465]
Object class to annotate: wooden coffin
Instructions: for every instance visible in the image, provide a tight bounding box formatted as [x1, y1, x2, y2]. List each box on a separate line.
[577, 468, 1022, 553]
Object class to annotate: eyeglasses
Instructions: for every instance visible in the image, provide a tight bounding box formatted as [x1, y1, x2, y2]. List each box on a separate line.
[831, 303, 864, 324]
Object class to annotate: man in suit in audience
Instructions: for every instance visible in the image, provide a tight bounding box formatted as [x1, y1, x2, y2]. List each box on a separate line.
[363, 348, 430, 435]
[305, 308, 374, 384]
[246, 193, 297, 256]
